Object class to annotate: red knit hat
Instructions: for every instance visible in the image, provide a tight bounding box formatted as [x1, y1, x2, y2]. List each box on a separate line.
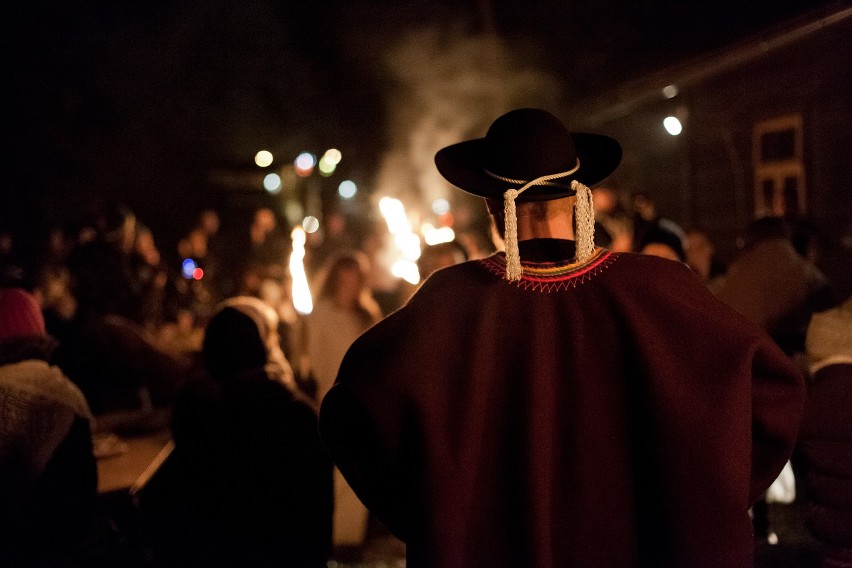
[0, 288, 46, 343]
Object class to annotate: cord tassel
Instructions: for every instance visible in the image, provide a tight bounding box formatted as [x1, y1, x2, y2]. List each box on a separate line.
[489, 160, 583, 281]
[503, 188, 522, 281]
[572, 180, 595, 262]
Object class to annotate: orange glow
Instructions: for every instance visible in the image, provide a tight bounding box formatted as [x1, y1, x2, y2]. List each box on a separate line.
[289, 227, 313, 314]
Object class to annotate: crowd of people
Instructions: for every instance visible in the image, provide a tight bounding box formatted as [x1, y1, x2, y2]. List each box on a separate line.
[0, 203, 385, 566]
[0, 117, 849, 566]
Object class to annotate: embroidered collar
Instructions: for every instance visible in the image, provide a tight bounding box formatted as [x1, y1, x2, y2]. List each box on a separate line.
[480, 238, 615, 291]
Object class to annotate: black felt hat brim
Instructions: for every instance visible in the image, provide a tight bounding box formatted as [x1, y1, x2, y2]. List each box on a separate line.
[435, 132, 622, 201]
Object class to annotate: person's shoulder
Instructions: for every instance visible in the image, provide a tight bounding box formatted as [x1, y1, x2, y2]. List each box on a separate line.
[413, 257, 499, 297]
[0, 359, 92, 418]
[604, 251, 743, 316]
[607, 251, 702, 284]
[234, 371, 316, 409]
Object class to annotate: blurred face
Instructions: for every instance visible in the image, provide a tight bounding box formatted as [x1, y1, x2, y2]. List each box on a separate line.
[254, 209, 275, 232]
[200, 210, 220, 235]
[633, 195, 656, 221]
[251, 209, 276, 244]
[592, 187, 618, 214]
[334, 266, 362, 308]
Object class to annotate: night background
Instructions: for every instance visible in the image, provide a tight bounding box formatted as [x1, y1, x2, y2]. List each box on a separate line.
[2, 2, 851, 566]
[1, 0, 845, 263]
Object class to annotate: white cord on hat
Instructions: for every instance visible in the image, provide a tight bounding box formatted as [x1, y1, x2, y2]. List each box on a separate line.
[488, 160, 594, 281]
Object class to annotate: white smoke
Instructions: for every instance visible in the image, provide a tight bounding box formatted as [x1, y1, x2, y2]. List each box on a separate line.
[373, 27, 562, 211]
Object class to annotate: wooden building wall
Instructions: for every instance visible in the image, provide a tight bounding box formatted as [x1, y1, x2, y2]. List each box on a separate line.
[586, 12, 851, 295]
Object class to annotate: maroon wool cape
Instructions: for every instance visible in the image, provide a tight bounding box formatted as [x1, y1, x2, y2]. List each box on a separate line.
[320, 241, 805, 568]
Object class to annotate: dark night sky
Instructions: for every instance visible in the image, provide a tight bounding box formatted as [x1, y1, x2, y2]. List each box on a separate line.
[0, 0, 841, 250]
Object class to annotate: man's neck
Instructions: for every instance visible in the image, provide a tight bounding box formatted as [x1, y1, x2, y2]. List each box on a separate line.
[516, 215, 575, 241]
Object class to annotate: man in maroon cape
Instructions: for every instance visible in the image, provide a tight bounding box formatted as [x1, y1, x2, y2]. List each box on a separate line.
[320, 109, 805, 568]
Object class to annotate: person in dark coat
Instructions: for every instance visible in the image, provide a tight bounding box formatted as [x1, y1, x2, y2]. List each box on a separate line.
[319, 109, 805, 568]
[139, 296, 333, 568]
[58, 204, 188, 414]
[710, 216, 836, 357]
[796, 296, 852, 567]
[0, 288, 98, 565]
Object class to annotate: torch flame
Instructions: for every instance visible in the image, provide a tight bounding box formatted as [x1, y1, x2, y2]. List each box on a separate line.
[289, 227, 313, 315]
[422, 224, 456, 245]
[378, 196, 421, 285]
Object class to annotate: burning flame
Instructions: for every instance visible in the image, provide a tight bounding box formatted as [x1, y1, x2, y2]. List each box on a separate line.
[289, 227, 313, 315]
[421, 224, 456, 245]
[378, 196, 421, 285]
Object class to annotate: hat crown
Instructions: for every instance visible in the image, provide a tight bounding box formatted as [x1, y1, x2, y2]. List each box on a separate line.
[483, 109, 578, 182]
[433, 107, 621, 201]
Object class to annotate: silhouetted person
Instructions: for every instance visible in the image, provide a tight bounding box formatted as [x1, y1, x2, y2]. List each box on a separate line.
[67, 203, 141, 322]
[711, 216, 836, 357]
[684, 227, 726, 284]
[60, 204, 187, 413]
[639, 226, 687, 262]
[140, 296, 333, 567]
[631, 191, 685, 256]
[796, 296, 852, 567]
[132, 223, 173, 332]
[0, 288, 97, 565]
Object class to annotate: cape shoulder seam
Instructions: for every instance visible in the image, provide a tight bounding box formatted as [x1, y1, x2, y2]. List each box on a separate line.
[479, 248, 617, 292]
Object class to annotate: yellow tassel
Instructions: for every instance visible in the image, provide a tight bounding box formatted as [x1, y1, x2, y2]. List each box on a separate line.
[503, 188, 522, 281]
[572, 180, 595, 262]
[488, 160, 584, 282]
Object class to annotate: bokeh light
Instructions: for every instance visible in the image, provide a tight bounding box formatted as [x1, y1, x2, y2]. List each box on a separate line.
[323, 148, 342, 165]
[431, 198, 450, 215]
[302, 215, 320, 233]
[391, 259, 420, 285]
[181, 258, 197, 279]
[395, 233, 421, 261]
[338, 180, 357, 199]
[318, 156, 336, 176]
[255, 150, 273, 167]
[294, 152, 316, 175]
[192, 267, 204, 280]
[663, 116, 683, 135]
[423, 225, 456, 245]
[263, 173, 282, 193]
[662, 85, 679, 99]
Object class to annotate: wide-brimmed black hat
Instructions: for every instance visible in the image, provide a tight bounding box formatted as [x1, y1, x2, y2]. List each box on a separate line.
[435, 108, 622, 201]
